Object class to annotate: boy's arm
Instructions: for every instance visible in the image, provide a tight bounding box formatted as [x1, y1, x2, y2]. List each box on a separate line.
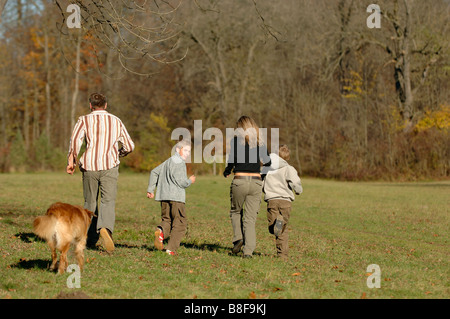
[147, 163, 163, 194]
[171, 163, 192, 189]
[286, 166, 303, 195]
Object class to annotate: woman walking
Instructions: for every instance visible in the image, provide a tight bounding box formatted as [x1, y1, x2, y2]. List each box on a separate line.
[223, 116, 271, 258]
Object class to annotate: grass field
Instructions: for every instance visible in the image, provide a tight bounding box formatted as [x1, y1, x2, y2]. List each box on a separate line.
[0, 172, 448, 299]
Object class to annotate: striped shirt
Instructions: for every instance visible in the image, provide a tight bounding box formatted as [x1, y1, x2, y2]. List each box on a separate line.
[68, 110, 135, 171]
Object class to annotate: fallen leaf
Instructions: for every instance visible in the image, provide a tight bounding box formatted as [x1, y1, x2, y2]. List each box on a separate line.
[361, 292, 367, 299]
[249, 291, 256, 299]
[291, 272, 301, 276]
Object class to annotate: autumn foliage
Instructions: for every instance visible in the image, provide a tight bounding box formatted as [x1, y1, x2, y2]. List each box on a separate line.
[0, 0, 449, 180]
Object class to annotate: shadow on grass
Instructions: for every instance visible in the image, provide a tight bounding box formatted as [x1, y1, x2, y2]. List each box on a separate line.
[181, 240, 231, 253]
[10, 258, 50, 270]
[115, 243, 157, 252]
[15, 232, 44, 243]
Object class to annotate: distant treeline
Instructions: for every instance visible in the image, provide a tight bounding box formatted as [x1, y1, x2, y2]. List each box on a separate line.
[0, 0, 449, 180]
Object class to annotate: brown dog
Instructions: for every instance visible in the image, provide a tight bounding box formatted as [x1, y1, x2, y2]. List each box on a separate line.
[33, 202, 93, 274]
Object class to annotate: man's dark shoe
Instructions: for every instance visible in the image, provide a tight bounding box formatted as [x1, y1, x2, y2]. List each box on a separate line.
[232, 239, 244, 254]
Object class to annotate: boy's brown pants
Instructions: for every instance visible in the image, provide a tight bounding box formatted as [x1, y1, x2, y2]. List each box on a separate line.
[267, 199, 291, 258]
[159, 201, 187, 252]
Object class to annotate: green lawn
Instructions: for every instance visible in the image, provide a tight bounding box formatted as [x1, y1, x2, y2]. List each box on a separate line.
[0, 173, 448, 299]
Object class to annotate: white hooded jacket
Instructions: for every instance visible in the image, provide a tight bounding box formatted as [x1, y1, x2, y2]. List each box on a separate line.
[263, 153, 303, 202]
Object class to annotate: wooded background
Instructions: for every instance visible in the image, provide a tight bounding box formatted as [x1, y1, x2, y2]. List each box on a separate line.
[0, 0, 449, 180]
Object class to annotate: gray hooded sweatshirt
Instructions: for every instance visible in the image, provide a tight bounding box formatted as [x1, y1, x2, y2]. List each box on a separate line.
[147, 152, 192, 203]
[263, 153, 303, 202]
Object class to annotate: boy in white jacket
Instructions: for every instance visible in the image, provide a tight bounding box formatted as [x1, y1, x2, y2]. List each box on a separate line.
[263, 145, 302, 258]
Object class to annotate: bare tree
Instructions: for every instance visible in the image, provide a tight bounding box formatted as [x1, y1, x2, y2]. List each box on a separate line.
[54, 0, 188, 76]
[0, 0, 7, 22]
[364, 0, 444, 131]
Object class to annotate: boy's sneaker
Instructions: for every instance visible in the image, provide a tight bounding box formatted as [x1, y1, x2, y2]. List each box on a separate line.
[100, 228, 115, 252]
[154, 228, 164, 250]
[166, 250, 175, 256]
[273, 215, 284, 237]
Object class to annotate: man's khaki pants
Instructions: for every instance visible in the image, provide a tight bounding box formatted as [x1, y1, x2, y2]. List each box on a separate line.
[267, 199, 291, 258]
[159, 201, 187, 252]
[83, 166, 119, 246]
[230, 177, 263, 256]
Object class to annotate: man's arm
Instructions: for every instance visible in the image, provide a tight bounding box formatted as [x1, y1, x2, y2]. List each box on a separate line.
[66, 118, 85, 174]
[118, 122, 135, 157]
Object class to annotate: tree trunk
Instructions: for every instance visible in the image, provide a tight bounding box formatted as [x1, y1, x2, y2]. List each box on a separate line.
[70, 29, 82, 130]
[44, 29, 52, 140]
[23, 93, 29, 150]
[237, 40, 259, 114]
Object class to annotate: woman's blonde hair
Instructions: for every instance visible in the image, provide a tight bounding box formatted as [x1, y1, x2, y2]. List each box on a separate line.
[235, 115, 264, 148]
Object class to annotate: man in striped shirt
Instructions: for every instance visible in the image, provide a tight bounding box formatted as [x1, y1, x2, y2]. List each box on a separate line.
[66, 93, 135, 252]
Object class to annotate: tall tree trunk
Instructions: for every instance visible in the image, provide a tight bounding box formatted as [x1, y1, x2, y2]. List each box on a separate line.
[44, 29, 52, 140]
[70, 29, 82, 130]
[23, 93, 29, 150]
[32, 60, 39, 144]
[237, 40, 259, 115]
[0, 106, 6, 151]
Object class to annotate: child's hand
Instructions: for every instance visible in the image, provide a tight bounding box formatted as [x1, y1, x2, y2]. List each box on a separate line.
[189, 175, 196, 184]
[147, 192, 154, 199]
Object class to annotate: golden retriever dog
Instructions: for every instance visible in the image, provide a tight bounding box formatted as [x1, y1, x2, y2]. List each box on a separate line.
[33, 202, 93, 274]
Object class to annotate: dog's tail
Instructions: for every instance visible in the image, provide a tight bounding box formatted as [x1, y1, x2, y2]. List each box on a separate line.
[33, 215, 57, 242]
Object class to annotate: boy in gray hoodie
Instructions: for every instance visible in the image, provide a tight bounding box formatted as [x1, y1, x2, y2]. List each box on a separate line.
[147, 140, 196, 255]
[263, 145, 302, 258]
